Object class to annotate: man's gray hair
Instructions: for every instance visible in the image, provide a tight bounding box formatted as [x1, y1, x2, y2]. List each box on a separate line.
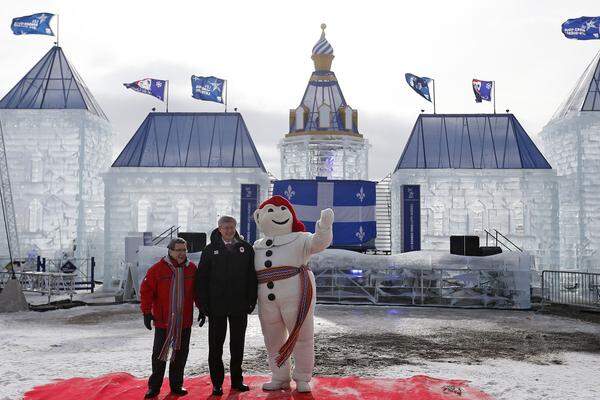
[218, 215, 237, 226]
[167, 237, 187, 250]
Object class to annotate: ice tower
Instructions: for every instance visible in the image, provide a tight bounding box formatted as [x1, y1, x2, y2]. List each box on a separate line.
[104, 112, 269, 283]
[391, 114, 559, 274]
[279, 24, 369, 179]
[0, 46, 112, 267]
[539, 50, 600, 271]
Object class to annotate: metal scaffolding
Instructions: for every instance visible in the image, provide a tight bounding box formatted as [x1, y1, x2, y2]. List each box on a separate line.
[0, 119, 20, 264]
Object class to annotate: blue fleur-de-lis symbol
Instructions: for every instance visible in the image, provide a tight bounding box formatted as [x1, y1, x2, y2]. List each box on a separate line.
[355, 226, 366, 242]
[356, 187, 366, 202]
[284, 185, 295, 200]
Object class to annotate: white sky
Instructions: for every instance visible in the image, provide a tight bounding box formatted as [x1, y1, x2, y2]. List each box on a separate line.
[0, 1, 598, 180]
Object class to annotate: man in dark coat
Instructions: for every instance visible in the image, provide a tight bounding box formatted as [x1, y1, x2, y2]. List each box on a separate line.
[140, 237, 198, 399]
[196, 215, 258, 396]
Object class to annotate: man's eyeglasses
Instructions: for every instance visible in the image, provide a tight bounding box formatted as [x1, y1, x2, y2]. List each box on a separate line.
[170, 248, 187, 253]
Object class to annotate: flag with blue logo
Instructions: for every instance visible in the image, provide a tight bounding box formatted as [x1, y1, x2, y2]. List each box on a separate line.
[191, 75, 225, 104]
[11, 13, 54, 36]
[405, 73, 432, 102]
[472, 79, 493, 102]
[123, 78, 167, 101]
[562, 17, 600, 40]
[273, 178, 377, 248]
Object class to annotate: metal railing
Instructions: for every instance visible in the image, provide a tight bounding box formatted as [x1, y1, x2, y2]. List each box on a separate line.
[541, 270, 600, 309]
[484, 229, 523, 252]
[0, 271, 76, 303]
[36, 257, 96, 293]
[153, 226, 180, 246]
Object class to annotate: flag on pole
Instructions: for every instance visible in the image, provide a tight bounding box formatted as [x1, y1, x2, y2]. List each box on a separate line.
[405, 73, 432, 102]
[472, 79, 493, 102]
[191, 75, 225, 104]
[562, 17, 600, 40]
[11, 13, 54, 36]
[123, 78, 166, 101]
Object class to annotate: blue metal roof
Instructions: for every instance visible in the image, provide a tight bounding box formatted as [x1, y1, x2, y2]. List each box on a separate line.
[395, 114, 551, 170]
[112, 112, 266, 171]
[0, 46, 107, 120]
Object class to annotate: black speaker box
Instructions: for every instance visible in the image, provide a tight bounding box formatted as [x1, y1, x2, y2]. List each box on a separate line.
[450, 235, 480, 256]
[479, 246, 502, 256]
[178, 232, 207, 253]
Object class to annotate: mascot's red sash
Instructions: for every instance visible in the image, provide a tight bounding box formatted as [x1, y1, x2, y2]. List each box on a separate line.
[256, 265, 313, 367]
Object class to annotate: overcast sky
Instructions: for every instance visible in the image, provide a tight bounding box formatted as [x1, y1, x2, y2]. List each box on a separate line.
[0, 1, 598, 180]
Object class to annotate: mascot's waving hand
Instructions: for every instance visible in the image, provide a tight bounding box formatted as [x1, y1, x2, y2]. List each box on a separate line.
[253, 195, 333, 393]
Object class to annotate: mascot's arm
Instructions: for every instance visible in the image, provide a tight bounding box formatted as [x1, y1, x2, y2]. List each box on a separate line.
[307, 208, 334, 256]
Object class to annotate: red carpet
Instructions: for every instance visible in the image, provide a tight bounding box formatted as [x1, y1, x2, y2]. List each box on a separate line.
[23, 373, 494, 400]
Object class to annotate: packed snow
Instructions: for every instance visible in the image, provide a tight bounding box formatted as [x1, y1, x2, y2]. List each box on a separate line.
[1, 296, 598, 400]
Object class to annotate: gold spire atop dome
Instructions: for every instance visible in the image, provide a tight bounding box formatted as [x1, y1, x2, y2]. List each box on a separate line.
[311, 23, 334, 71]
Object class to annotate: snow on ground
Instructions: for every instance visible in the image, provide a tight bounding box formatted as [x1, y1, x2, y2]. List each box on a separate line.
[1, 298, 599, 400]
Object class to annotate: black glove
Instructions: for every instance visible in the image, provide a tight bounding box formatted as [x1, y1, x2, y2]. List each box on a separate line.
[198, 305, 210, 317]
[198, 312, 206, 327]
[143, 314, 153, 330]
[247, 304, 256, 315]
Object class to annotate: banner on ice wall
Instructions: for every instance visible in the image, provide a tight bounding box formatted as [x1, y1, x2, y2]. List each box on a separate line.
[240, 184, 259, 244]
[273, 178, 377, 247]
[401, 185, 421, 252]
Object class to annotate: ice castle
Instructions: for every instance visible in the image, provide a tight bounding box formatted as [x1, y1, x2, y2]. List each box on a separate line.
[0, 46, 112, 265]
[391, 113, 559, 273]
[104, 112, 269, 282]
[539, 51, 600, 271]
[279, 24, 369, 179]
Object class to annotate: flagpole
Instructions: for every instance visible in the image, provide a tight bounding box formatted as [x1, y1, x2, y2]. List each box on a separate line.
[432, 79, 437, 114]
[493, 80, 496, 114]
[225, 80, 228, 113]
[166, 80, 169, 112]
[56, 14, 59, 47]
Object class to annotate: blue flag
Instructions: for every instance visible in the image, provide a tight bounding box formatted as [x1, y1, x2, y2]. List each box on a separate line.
[405, 73, 432, 102]
[272, 179, 377, 247]
[11, 13, 54, 36]
[562, 17, 600, 40]
[191, 75, 225, 104]
[123, 78, 166, 101]
[472, 79, 493, 102]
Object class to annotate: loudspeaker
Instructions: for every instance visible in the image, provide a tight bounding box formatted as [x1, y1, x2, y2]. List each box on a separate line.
[178, 232, 207, 253]
[479, 246, 502, 256]
[450, 235, 480, 256]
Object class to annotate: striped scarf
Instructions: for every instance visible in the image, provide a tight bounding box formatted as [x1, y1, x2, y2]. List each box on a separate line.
[158, 256, 186, 362]
[256, 265, 313, 367]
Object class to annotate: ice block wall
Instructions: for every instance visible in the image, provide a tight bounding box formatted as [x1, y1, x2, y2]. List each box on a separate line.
[539, 113, 600, 271]
[390, 169, 559, 276]
[279, 135, 369, 179]
[0, 109, 111, 267]
[104, 167, 270, 285]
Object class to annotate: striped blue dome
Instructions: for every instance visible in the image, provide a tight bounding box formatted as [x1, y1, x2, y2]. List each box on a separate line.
[312, 24, 333, 55]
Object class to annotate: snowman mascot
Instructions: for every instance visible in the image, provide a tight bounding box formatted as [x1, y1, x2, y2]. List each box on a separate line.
[253, 195, 333, 393]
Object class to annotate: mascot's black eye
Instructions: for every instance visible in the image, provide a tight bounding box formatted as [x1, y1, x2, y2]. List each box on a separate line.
[268, 208, 274, 213]
[280, 206, 286, 210]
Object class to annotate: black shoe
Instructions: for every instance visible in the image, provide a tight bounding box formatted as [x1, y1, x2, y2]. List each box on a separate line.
[212, 386, 223, 396]
[144, 388, 160, 399]
[171, 388, 187, 396]
[170, 387, 188, 396]
[231, 383, 250, 392]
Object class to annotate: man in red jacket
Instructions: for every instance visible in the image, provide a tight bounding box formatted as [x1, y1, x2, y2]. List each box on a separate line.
[140, 238, 198, 399]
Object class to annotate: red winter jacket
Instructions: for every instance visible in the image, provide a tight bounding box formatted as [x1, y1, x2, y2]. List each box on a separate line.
[140, 257, 199, 329]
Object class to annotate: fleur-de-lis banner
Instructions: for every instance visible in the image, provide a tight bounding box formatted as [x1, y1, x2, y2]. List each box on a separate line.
[273, 179, 377, 247]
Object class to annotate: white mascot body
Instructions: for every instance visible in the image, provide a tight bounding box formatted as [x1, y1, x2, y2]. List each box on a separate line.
[253, 195, 333, 392]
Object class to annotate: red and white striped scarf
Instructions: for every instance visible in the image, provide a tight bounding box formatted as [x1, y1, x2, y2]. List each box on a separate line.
[158, 256, 186, 362]
[256, 265, 313, 367]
